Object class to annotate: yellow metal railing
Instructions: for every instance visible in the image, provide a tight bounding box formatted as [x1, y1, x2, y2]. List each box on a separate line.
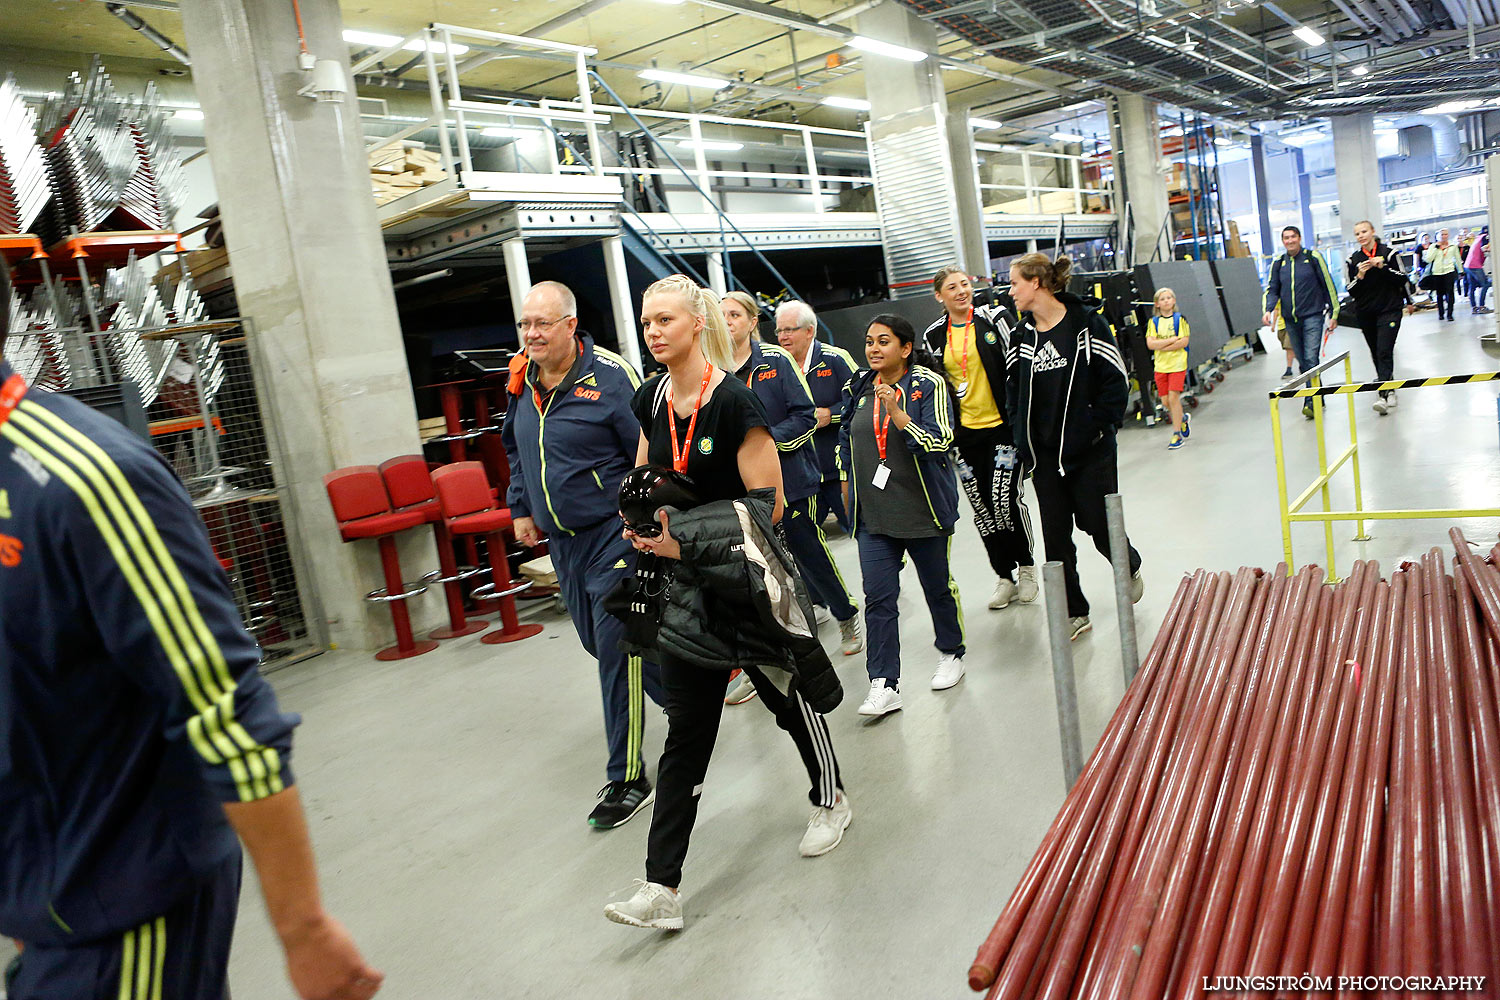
[1269, 351, 1500, 582]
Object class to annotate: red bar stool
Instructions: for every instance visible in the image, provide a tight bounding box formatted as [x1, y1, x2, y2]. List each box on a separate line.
[322, 465, 439, 661]
[430, 461, 543, 644]
[378, 455, 488, 640]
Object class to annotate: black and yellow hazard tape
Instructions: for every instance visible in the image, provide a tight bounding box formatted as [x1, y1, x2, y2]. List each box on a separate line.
[1269, 371, 1500, 399]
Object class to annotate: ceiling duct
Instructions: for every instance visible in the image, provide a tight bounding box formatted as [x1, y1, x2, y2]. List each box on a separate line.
[1390, 113, 1468, 167]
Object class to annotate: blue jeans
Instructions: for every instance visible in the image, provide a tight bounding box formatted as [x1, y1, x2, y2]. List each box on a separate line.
[1289, 314, 1324, 376]
[1467, 267, 1490, 310]
[854, 530, 964, 686]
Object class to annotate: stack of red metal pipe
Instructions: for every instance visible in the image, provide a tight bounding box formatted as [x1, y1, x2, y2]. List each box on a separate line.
[968, 529, 1500, 999]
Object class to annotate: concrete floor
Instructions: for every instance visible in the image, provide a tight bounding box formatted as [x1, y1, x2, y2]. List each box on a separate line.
[12, 310, 1495, 999]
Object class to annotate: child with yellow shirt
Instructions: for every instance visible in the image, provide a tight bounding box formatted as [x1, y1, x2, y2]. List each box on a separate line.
[1144, 287, 1191, 450]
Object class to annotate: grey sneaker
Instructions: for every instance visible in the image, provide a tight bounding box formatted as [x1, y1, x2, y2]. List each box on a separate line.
[724, 671, 758, 705]
[1130, 570, 1144, 604]
[1069, 616, 1092, 641]
[604, 880, 684, 930]
[799, 791, 853, 857]
[1016, 565, 1039, 603]
[989, 577, 1018, 610]
[838, 615, 864, 655]
[813, 604, 832, 626]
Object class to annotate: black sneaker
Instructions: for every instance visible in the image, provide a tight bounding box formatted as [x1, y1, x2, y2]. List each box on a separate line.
[589, 778, 654, 829]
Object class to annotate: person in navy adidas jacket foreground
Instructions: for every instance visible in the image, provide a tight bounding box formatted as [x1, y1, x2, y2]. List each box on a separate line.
[0, 263, 380, 1000]
[502, 281, 664, 830]
[1004, 252, 1143, 643]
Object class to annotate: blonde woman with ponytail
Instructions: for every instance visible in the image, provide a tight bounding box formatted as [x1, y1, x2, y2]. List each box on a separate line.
[606, 275, 853, 932]
[1006, 253, 1143, 641]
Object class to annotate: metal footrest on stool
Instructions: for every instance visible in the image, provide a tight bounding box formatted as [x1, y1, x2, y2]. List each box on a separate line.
[419, 568, 489, 639]
[364, 581, 431, 603]
[470, 579, 533, 601]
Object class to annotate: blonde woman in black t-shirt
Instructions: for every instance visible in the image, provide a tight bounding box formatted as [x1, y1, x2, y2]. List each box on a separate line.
[603, 275, 852, 933]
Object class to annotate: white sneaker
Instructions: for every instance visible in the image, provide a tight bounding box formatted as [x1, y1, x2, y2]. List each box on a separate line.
[1372, 392, 1389, 415]
[799, 791, 853, 857]
[724, 671, 758, 705]
[1069, 616, 1092, 641]
[857, 678, 902, 716]
[1386, 390, 1398, 408]
[814, 604, 832, 626]
[989, 577, 1018, 610]
[604, 880, 684, 930]
[931, 652, 966, 690]
[1130, 570, 1144, 604]
[838, 615, 864, 655]
[1016, 565, 1039, 603]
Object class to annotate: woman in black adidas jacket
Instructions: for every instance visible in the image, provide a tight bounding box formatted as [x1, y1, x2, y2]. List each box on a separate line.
[1345, 220, 1415, 416]
[1004, 253, 1142, 640]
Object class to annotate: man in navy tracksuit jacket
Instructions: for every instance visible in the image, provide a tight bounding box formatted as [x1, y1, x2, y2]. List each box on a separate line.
[729, 327, 861, 656]
[774, 321, 860, 534]
[0, 276, 380, 999]
[502, 282, 663, 829]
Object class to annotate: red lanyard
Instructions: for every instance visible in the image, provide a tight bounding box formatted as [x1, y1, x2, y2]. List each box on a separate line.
[668, 362, 713, 474]
[1363, 245, 1378, 260]
[872, 376, 903, 461]
[0, 374, 26, 433]
[531, 339, 584, 414]
[947, 308, 974, 380]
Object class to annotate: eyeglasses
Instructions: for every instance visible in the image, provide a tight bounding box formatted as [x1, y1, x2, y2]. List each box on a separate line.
[622, 518, 662, 539]
[516, 316, 573, 334]
[775, 327, 811, 336]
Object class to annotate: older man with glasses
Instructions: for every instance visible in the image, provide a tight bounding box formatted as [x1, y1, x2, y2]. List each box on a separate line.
[502, 281, 664, 829]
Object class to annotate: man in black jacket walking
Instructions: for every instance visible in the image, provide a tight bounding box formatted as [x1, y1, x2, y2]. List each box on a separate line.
[1345, 220, 1416, 415]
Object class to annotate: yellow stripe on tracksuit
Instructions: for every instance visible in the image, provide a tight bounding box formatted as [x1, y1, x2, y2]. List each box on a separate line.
[625, 655, 644, 782]
[802, 495, 856, 609]
[6, 403, 283, 801]
[118, 916, 165, 1000]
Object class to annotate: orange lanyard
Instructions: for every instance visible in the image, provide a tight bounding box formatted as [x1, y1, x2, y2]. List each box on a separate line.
[872, 376, 903, 461]
[947, 308, 974, 380]
[530, 339, 584, 414]
[0, 374, 26, 433]
[668, 362, 713, 474]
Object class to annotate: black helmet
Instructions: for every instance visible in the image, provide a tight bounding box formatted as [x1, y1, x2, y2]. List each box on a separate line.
[618, 465, 701, 537]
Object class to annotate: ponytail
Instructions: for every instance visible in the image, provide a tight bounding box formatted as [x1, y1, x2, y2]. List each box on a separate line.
[644, 274, 736, 371]
[1012, 252, 1072, 294]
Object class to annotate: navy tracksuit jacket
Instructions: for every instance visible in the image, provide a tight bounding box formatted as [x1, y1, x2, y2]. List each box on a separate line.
[0, 359, 297, 996]
[796, 340, 860, 533]
[735, 341, 856, 621]
[502, 335, 662, 783]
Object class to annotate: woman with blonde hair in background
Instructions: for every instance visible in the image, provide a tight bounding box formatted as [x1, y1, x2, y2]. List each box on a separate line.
[604, 275, 852, 933]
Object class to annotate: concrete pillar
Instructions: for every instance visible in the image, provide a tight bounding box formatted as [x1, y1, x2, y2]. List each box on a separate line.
[602, 236, 644, 368]
[1250, 134, 1275, 259]
[947, 107, 992, 280]
[860, 1, 976, 294]
[859, 1, 944, 117]
[1294, 149, 1316, 246]
[707, 255, 728, 297]
[502, 237, 532, 311]
[180, 0, 428, 651]
[1485, 155, 1499, 344]
[1331, 114, 1382, 244]
[1112, 93, 1171, 265]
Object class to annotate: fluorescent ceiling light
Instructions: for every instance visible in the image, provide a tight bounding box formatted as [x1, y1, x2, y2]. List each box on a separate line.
[1292, 25, 1325, 46]
[1419, 99, 1485, 114]
[678, 139, 743, 152]
[969, 117, 1003, 129]
[1213, 136, 1231, 146]
[1144, 33, 1178, 47]
[847, 35, 927, 62]
[639, 68, 732, 90]
[171, 108, 204, 121]
[481, 126, 543, 138]
[1351, 64, 1370, 76]
[822, 149, 868, 159]
[343, 29, 470, 55]
[1050, 131, 1082, 142]
[822, 96, 872, 111]
[1161, 125, 1184, 137]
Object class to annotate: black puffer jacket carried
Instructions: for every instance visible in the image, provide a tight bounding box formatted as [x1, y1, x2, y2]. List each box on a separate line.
[607, 489, 843, 714]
